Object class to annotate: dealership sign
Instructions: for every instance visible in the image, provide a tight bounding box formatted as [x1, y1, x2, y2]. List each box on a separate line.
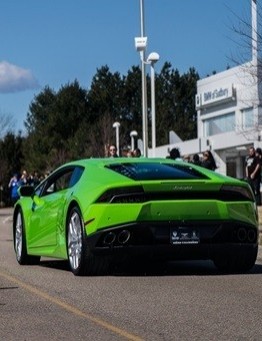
[196, 85, 235, 109]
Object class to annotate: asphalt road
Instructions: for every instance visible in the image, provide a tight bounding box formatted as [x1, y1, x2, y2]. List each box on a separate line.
[1, 207, 262, 341]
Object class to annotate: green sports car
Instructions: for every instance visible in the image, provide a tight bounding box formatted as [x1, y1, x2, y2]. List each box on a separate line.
[13, 158, 259, 275]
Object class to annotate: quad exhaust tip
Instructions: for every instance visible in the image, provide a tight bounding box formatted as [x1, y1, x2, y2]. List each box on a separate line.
[103, 230, 131, 245]
[237, 227, 247, 242]
[247, 229, 256, 243]
[236, 227, 257, 243]
[103, 232, 116, 245]
[117, 230, 131, 244]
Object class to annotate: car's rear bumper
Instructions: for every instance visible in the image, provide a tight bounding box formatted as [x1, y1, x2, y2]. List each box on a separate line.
[86, 220, 258, 261]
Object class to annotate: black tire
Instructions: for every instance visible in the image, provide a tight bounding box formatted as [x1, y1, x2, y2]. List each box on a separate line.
[67, 206, 110, 276]
[213, 245, 258, 273]
[14, 208, 40, 265]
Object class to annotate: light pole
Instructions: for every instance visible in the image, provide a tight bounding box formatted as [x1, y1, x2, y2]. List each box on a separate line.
[134, 0, 148, 157]
[130, 130, 138, 151]
[112, 121, 120, 155]
[147, 52, 160, 157]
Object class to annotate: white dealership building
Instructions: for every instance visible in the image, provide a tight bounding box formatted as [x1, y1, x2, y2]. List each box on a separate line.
[150, 61, 262, 179]
[149, 1, 262, 179]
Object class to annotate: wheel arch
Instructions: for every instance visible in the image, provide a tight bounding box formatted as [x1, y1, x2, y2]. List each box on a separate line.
[65, 200, 83, 241]
[66, 200, 82, 223]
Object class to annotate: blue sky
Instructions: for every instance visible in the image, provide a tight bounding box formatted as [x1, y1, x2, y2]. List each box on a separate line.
[0, 0, 254, 133]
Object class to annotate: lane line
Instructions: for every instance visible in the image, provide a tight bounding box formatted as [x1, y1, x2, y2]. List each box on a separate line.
[0, 271, 144, 341]
[3, 216, 12, 224]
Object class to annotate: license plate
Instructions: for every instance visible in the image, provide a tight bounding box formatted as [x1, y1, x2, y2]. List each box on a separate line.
[170, 227, 200, 245]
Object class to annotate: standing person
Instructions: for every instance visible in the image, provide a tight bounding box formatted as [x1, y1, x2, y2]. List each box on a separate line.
[246, 146, 261, 205]
[168, 148, 182, 161]
[20, 170, 28, 185]
[126, 149, 133, 157]
[133, 148, 141, 157]
[256, 148, 262, 206]
[191, 153, 202, 166]
[33, 171, 40, 187]
[108, 144, 118, 158]
[201, 150, 217, 171]
[255, 147, 262, 167]
[8, 173, 20, 206]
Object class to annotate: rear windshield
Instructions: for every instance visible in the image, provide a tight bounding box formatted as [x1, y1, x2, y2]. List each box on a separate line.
[106, 163, 209, 181]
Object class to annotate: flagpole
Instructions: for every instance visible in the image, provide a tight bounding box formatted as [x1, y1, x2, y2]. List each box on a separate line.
[251, 0, 260, 138]
[251, 0, 258, 63]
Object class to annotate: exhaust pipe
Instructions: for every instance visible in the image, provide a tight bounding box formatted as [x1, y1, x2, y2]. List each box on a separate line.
[247, 229, 257, 243]
[237, 227, 247, 242]
[118, 230, 131, 245]
[103, 232, 116, 245]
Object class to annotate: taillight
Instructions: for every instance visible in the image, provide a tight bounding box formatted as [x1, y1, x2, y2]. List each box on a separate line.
[96, 186, 145, 203]
[220, 185, 255, 202]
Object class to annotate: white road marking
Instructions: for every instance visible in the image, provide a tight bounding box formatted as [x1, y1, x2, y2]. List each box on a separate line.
[3, 216, 13, 224]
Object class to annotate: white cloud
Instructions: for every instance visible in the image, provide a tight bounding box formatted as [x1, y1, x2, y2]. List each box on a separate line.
[0, 61, 39, 93]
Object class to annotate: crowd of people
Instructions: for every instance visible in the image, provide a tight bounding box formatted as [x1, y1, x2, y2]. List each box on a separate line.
[4, 144, 262, 207]
[107, 144, 142, 158]
[6, 145, 142, 206]
[8, 170, 42, 205]
[167, 146, 262, 206]
[107, 144, 217, 170]
[167, 147, 217, 171]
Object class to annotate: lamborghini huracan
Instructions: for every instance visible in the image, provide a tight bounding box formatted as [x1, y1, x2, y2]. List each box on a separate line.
[13, 158, 259, 275]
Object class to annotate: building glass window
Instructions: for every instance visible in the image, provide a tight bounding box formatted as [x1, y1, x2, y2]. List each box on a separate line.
[241, 107, 254, 129]
[204, 112, 235, 137]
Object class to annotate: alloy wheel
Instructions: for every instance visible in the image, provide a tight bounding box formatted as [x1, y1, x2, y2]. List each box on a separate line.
[68, 210, 83, 270]
[15, 211, 23, 261]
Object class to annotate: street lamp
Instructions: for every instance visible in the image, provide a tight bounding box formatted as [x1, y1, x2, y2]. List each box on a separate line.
[147, 52, 160, 157]
[130, 130, 138, 151]
[112, 121, 120, 155]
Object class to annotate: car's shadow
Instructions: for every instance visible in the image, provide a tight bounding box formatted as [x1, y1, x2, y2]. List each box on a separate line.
[113, 260, 262, 276]
[39, 259, 262, 276]
[40, 259, 70, 272]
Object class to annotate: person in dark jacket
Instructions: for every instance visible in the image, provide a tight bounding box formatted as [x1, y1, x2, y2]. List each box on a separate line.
[246, 146, 261, 205]
[201, 150, 217, 171]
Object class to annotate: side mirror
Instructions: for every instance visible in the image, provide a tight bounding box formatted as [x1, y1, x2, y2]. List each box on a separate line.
[19, 185, 35, 197]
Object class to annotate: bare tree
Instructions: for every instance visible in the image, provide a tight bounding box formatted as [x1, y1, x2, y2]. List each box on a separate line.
[229, 1, 261, 64]
[0, 112, 15, 138]
[88, 113, 116, 157]
[227, 1, 262, 141]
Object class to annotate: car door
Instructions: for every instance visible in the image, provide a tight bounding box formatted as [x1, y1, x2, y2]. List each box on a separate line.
[27, 167, 75, 249]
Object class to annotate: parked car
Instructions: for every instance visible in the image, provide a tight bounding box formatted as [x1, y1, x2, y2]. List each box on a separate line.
[13, 158, 259, 275]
